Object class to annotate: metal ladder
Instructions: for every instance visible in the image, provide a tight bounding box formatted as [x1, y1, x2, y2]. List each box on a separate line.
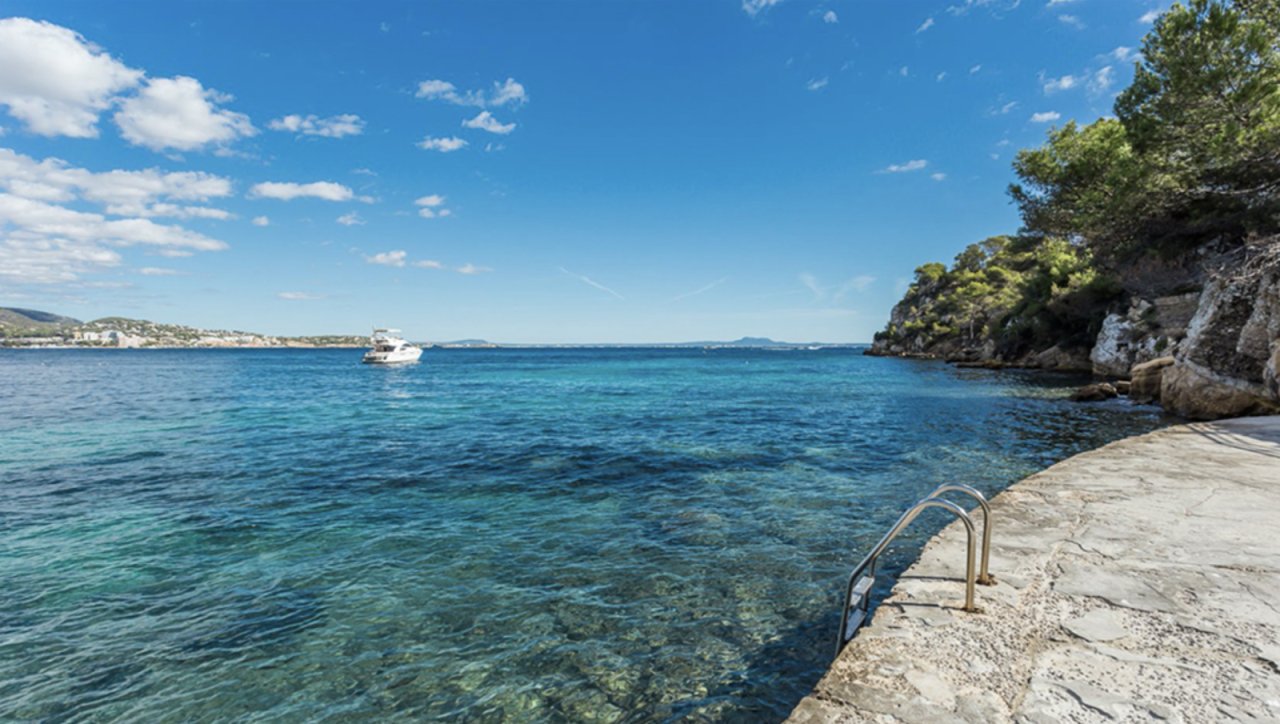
[835, 483, 995, 656]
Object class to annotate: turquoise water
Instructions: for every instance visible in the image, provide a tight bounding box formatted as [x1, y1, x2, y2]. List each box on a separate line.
[0, 348, 1167, 721]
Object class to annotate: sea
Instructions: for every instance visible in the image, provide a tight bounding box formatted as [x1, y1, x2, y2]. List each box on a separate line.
[0, 347, 1169, 721]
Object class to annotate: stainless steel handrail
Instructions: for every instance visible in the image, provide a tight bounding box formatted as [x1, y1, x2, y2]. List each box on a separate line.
[835, 498, 978, 655]
[925, 483, 995, 585]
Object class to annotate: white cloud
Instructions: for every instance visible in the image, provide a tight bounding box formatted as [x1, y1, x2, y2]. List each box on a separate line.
[252, 215, 269, 226]
[0, 147, 234, 217]
[560, 267, 622, 299]
[742, 0, 782, 16]
[415, 77, 527, 108]
[249, 181, 354, 201]
[996, 101, 1018, 114]
[1111, 46, 1136, 62]
[457, 263, 491, 275]
[1057, 14, 1085, 29]
[415, 194, 452, 219]
[139, 266, 183, 276]
[1046, 0, 1078, 5]
[1042, 74, 1078, 93]
[823, 10, 839, 24]
[969, 64, 983, 74]
[1139, 9, 1161, 23]
[900, 66, 909, 77]
[917, 17, 935, 32]
[413, 259, 444, 269]
[268, 113, 364, 138]
[115, 76, 255, 152]
[0, 188, 228, 284]
[337, 212, 364, 226]
[931, 172, 947, 181]
[0, 18, 143, 138]
[806, 77, 829, 91]
[461, 111, 515, 135]
[1088, 66, 1115, 96]
[880, 159, 928, 173]
[1031, 111, 1061, 123]
[417, 135, 467, 152]
[937, 72, 948, 82]
[799, 272, 824, 299]
[366, 250, 406, 267]
[145, 203, 232, 220]
[278, 291, 323, 300]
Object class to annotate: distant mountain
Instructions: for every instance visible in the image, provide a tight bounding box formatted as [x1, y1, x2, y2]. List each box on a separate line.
[0, 307, 82, 336]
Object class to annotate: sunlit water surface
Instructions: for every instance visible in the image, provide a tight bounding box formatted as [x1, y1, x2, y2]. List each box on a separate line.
[0, 348, 1169, 721]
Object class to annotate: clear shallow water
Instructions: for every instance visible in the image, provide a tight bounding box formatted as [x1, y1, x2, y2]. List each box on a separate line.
[0, 348, 1168, 721]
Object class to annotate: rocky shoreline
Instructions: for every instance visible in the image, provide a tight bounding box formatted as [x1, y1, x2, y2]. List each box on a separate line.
[868, 248, 1280, 420]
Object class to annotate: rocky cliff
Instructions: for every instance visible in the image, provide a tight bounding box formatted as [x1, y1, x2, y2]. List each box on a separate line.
[870, 239, 1280, 420]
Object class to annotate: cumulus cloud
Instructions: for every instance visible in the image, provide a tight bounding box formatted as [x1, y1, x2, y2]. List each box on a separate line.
[0, 187, 228, 284]
[249, 181, 354, 201]
[365, 250, 406, 267]
[115, 76, 255, 152]
[880, 159, 928, 173]
[1042, 74, 1078, 93]
[414, 194, 452, 219]
[931, 172, 947, 181]
[461, 111, 515, 135]
[415, 78, 527, 108]
[1057, 14, 1085, 29]
[417, 135, 467, 152]
[252, 215, 269, 226]
[1031, 111, 1061, 123]
[337, 212, 364, 226]
[0, 18, 143, 138]
[268, 113, 364, 138]
[0, 148, 234, 217]
[823, 11, 839, 23]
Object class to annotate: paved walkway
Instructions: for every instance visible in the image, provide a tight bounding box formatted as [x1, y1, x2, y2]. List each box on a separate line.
[788, 416, 1280, 723]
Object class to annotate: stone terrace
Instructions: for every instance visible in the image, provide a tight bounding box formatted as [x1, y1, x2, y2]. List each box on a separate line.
[788, 416, 1280, 723]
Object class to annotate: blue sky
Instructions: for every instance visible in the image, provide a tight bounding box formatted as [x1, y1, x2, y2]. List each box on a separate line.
[0, 0, 1169, 343]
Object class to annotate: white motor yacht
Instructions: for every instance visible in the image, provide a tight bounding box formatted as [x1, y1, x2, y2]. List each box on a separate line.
[362, 328, 423, 364]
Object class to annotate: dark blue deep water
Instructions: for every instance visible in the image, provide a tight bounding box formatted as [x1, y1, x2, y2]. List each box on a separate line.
[0, 348, 1168, 721]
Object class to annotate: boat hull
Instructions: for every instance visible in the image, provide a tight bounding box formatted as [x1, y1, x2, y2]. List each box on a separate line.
[362, 347, 423, 364]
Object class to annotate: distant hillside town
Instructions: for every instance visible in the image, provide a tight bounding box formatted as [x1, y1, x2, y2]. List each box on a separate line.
[0, 308, 365, 349]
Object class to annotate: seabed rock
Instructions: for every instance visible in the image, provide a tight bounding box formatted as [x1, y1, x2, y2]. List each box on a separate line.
[1070, 383, 1117, 402]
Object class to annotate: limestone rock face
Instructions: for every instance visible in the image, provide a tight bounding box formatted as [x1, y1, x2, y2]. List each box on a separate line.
[1128, 356, 1174, 403]
[1164, 259, 1280, 419]
[1029, 344, 1091, 372]
[1161, 362, 1280, 420]
[1090, 314, 1136, 377]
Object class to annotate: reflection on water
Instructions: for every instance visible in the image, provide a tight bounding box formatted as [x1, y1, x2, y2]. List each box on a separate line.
[0, 348, 1169, 720]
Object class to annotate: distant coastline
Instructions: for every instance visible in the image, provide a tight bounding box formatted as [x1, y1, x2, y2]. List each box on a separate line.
[0, 306, 865, 351]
